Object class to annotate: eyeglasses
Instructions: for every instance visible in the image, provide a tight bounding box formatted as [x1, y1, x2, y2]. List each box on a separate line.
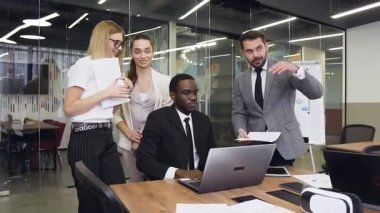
[109, 38, 124, 48]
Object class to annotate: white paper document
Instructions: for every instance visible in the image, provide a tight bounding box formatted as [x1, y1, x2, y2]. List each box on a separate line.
[235, 132, 281, 143]
[228, 199, 294, 213]
[293, 174, 332, 189]
[176, 200, 294, 213]
[91, 58, 129, 108]
[176, 203, 229, 213]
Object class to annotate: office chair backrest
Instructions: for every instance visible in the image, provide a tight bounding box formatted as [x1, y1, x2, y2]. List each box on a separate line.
[363, 145, 380, 155]
[340, 124, 376, 144]
[74, 161, 129, 213]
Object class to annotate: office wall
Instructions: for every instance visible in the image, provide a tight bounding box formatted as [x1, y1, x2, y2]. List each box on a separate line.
[347, 21, 380, 140]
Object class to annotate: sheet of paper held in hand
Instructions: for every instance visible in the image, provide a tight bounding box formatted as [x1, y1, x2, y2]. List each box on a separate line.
[235, 132, 281, 143]
[91, 58, 130, 108]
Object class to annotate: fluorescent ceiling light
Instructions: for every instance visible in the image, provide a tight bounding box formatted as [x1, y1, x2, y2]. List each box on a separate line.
[0, 52, 9, 58]
[0, 12, 59, 43]
[23, 19, 51, 27]
[0, 38, 17, 44]
[123, 42, 216, 60]
[155, 42, 216, 55]
[283, 53, 301, 58]
[329, 47, 343, 51]
[289, 33, 343, 43]
[325, 57, 341, 61]
[98, 0, 106, 4]
[331, 2, 380, 19]
[123, 56, 164, 63]
[2, 25, 30, 40]
[178, 0, 210, 20]
[243, 17, 297, 34]
[69, 13, 89, 29]
[235, 56, 241, 58]
[152, 57, 165, 61]
[268, 44, 275, 48]
[197, 37, 227, 45]
[204, 54, 230, 59]
[20, 35, 46, 40]
[125, 26, 162, 37]
[41, 12, 60, 21]
[326, 63, 343, 65]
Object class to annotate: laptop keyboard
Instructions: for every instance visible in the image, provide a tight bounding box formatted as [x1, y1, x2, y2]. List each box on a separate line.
[187, 180, 201, 189]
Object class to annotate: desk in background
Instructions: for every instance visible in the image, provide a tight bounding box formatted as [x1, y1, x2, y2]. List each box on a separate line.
[326, 141, 380, 153]
[111, 167, 379, 213]
[1, 121, 58, 174]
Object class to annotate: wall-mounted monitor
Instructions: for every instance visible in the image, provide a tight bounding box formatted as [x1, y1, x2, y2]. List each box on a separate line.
[0, 62, 49, 95]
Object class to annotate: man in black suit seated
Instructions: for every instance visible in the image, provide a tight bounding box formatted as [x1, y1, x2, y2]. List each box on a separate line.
[136, 73, 216, 180]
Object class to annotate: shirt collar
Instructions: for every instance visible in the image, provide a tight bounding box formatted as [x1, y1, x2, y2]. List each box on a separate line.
[251, 58, 268, 72]
[175, 108, 192, 121]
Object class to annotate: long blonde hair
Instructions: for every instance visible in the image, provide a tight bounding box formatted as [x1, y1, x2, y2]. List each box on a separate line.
[87, 20, 125, 65]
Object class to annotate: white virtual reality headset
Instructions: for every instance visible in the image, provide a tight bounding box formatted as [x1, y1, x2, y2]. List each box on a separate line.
[300, 187, 363, 213]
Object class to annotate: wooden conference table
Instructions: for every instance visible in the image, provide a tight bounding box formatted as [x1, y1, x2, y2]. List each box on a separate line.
[111, 167, 379, 213]
[326, 141, 380, 153]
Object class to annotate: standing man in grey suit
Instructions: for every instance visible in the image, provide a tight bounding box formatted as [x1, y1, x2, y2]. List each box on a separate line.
[232, 31, 323, 166]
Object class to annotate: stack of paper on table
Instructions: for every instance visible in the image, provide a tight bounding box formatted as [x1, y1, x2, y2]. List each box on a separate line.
[293, 173, 332, 189]
[235, 132, 281, 143]
[91, 58, 129, 108]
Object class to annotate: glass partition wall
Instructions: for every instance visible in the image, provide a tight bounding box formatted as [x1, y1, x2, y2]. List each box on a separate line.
[0, 0, 343, 211]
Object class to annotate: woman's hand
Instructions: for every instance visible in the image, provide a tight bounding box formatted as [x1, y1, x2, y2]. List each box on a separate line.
[124, 78, 133, 89]
[104, 82, 131, 98]
[126, 128, 142, 144]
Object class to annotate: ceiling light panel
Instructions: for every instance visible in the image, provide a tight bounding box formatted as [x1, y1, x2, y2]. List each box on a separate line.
[178, 0, 210, 20]
[331, 2, 380, 19]
[20, 35, 46, 40]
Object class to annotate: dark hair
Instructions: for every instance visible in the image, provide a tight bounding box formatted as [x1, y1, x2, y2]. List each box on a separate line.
[239, 31, 266, 50]
[127, 34, 154, 85]
[169, 73, 194, 92]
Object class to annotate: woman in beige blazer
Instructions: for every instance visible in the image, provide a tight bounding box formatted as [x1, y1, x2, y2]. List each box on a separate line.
[113, 34, 172, 182]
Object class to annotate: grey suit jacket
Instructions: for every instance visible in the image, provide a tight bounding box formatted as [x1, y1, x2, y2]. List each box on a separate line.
[232, 60, 323, 159]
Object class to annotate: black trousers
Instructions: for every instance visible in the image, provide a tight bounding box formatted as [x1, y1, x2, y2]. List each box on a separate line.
[67, 127, 125, 213]
[270, 149, 295, 166]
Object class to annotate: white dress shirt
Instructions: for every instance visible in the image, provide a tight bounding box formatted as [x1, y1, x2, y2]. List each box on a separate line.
[250, 59, 306, 101]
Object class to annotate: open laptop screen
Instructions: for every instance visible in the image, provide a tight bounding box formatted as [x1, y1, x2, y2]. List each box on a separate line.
[179, 144, 275, 193]
[323, 149, 380, 206]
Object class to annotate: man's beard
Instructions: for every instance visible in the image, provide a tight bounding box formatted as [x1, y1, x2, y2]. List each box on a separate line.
[249, 58, 265, 69]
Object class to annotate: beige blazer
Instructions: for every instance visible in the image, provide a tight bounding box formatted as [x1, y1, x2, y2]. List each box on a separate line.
[113, 69, 173, 151]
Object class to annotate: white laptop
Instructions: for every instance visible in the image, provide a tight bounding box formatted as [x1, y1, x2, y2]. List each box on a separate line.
[178, 144, 276, 193]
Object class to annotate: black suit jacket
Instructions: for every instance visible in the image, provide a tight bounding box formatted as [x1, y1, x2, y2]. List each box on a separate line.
[136, 106, 215, 180]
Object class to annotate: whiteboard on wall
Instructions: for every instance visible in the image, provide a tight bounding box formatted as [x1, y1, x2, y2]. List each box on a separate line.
[294, 61, 325, 145]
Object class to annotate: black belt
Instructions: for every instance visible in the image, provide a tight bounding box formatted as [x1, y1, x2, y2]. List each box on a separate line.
[71, 122, 111, 132]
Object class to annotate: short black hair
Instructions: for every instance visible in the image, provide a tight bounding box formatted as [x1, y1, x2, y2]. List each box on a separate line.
[239, 31, 266, 50]
[169, 73, 194, 92]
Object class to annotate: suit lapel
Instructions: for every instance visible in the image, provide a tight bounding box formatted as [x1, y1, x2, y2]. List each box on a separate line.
[168, 106, 187, 138]
[264, 60, 275, 109]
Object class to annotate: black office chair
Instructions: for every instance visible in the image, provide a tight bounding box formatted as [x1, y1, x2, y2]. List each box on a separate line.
[363, 145, 380, 155]
[339, 124, 376, 144]
[322, 124, 376, 173]
[74, 161, 129, 213]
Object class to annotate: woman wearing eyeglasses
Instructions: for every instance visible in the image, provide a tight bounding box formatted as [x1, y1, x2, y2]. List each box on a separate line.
[64, 20, 132, 213]
[113, 34, 172, 182]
